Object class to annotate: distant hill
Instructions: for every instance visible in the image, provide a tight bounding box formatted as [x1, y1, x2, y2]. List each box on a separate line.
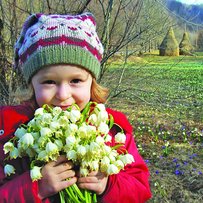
[166, 0, 203, 27]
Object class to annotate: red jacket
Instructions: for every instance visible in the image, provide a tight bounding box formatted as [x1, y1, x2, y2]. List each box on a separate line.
[0, 103, 151, 203]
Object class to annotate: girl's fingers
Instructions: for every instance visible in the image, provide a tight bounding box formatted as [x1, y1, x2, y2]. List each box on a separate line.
[58, 169, 76, 181]
[54, 161, 74, 173]
[54, 155, 69, 166]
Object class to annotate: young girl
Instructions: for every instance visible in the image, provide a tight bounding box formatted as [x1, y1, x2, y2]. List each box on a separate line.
[0, 13, 151, 202]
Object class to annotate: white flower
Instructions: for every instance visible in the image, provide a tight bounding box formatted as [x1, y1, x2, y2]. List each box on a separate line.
[9, 147, 20, 159]
[65, 123, 78, 136]
[119, 154, 135, 165]
[37, 150, 48, 161]
[46, 142, 59, 156]
[27, 118, 37, 128]
[50, 121, 60, 131]
[66, 150, 77, 160]
[115, 132, 126, 144]
[88, 114, 97, 125]
[96, 104, 106, 112]
[34, 107, 44, 116]
[104, 134, 112, 142]
[87, 125, 96, 135]
[54, 139, 63, 151]
[63, 111, 70, 119]
[40, 127, 52, 137]
[97, 111, 109, 123]
[100, 156, 110, 171]
[114, 160, 124, 169]
[78, 124, 88, 139]
[80, 167, 89, 177]
[70, 110, 81, 123]
[98, 122, 109, 135]
[52, 106, 62, 115]
[96, 136, 105, 145]
[3, 142, 14, 154]
[65, 136, 77, 149]
[90, 160, 99, 171]
[14, 127, 27, 139]
[103, 145, 112, 154]
[89, 142, 100, 152]
[30, 166, 42, 181]
[58, 115, 69, 126]
[77, 145, 87, 156]
[38, 136, 49, 148]
[107, 164, 119, 175]
[20, 133, 34, 148]
[4, 164, 15, 176]
[41, 113, 52, 124]
[108, 150, 118, 162]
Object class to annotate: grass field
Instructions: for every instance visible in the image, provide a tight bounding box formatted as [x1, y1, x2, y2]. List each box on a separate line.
[102, 53, 203, 202]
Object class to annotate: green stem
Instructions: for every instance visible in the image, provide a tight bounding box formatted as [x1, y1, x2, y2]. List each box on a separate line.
[85, 190, 89, 203]
[65, 187, 81, 203]
[72, 184, 85, 201]
[59, 191, 65, 203]
[93, 193, 97, 203]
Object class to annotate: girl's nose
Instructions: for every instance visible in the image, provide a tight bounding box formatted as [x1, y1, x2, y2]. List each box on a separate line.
[56, 83, 71, 101]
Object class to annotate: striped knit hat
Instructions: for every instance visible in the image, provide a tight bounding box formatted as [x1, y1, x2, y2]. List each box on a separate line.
[14, 13, 104, 83]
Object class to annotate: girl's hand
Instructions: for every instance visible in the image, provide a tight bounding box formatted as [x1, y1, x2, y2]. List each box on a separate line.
[38, 155, 77, 199]
[77, 171, 108, 195]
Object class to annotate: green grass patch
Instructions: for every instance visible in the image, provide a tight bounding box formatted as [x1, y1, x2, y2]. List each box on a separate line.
[102, 53, 203, 202]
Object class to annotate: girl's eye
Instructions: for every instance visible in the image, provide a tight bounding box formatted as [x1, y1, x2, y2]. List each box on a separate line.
[42, 80, 56, 84]
[70, 79, 81, 84]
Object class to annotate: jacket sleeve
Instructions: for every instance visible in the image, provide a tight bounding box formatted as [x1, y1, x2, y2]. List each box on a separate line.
[0, 168, 42, 203]
[0, 105, 50, 203]
[101, 109, 152, 203]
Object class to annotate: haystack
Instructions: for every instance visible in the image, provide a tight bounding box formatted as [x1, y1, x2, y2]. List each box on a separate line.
[159, 27, 179, 56]
[179, 32, 193, 55]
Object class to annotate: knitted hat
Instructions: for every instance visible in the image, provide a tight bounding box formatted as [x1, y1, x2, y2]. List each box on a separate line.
[14, 13, 104, 83]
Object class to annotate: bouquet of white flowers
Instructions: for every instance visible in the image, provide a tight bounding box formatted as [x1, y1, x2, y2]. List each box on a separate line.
[3, 102, 134, 203]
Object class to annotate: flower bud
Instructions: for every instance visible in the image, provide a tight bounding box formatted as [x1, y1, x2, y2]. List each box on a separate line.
[107, 164, 119, 175]
[115, 132, 126, 144]
[65, 136, 77, 149]
[4, 164, 15, 176]
[3, 142, 14, 154]
[88, 114, 97, 125]
[65, 123, 78, 136]
[66, 150, 77, 160]
[14, 127, 27, 139]
[96, 136, 105, 145]
[80, 167, 89, 177]
[96, 104, 106, 112]
[50, 121, 60, 131]
[52, 106, 62, 115]
[120, 154, 135, 165]
[34, 107, 44, 116]
[40, 127, 52, 137]
[30, 166, 42, 181]
[90, 160, 99, 171]
[10, 147, 20, 159]
[98, 122, 109, 135]
[70, 110, 81, 123]
[77, 145, 87, 156]
[46, 142, 58, 156]
[97, 111, 108, 123]
[20, 133, 34, 148]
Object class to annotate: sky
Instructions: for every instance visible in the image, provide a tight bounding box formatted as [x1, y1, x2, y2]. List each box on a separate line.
[177, 0, 203, 4]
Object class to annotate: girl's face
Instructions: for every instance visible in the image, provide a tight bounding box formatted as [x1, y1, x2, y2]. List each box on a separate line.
[31, 64, 92, 110]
